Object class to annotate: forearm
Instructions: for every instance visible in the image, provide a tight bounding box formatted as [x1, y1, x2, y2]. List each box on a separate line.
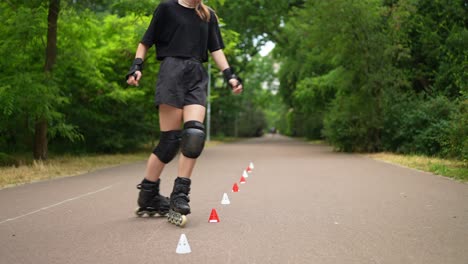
[135, 43, 149, 59]
[210, 49, 230, 71]
[126, 43, 149, 84]
[211, 49, 243, 94]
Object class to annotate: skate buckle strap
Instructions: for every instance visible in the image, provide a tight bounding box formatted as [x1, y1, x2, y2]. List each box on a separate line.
[137, 183, 160, 192]
[174, 185, 190, 194]
[174, 193, 190, 202]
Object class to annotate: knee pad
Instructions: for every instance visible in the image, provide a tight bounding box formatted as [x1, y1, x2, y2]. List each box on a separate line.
[153, 130, 182, 164]
[181, 121, 206, 159]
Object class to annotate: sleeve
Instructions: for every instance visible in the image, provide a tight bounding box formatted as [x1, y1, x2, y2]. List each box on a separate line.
[140, 5, 165, 48]
[207, 11, 225, 52]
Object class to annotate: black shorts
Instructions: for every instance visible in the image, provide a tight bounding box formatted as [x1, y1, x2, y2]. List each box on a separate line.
[155, 57, 208, 109]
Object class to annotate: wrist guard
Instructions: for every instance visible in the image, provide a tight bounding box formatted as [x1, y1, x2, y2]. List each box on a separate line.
[125, 58, 144, 81]
[222, 67, 242, 88]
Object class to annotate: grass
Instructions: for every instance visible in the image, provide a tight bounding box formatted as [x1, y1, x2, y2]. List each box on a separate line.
[0, 152, 149, 189]
[368, 153, 467, 182]
[0, 140, 228, 189]
[305, 139, 467, 182]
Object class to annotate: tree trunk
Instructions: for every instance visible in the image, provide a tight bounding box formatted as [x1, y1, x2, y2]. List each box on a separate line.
[44, 0, 59, 73]
[34, 0, 60, 160]
[34, 119, 48, 160]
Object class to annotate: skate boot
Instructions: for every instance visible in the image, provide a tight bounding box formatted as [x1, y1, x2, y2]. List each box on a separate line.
[167, 177, 191, 227]
[135, 179, 170, 217]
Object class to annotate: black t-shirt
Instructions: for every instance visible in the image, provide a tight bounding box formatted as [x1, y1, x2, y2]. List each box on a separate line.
[141, 0, 225, 62]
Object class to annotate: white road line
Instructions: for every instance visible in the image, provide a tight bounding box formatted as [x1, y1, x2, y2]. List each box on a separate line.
[0, 185, 113, 225]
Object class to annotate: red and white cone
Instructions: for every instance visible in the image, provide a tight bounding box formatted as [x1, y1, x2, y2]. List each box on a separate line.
[232, 183, 239, 192]
[208, 208, 220, 223]
[246, 164, 252, 173]
[240, 175, 246, 184]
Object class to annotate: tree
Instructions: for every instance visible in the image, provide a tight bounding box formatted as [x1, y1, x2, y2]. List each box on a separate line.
[274, 0, 466, 158]
[34, 0, 60, 160]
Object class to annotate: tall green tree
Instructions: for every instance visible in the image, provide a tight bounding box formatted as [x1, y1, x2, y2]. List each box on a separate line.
[0, 1, 77, 157]
[275, 0, 467, 158]
[34, 0, 60, 160]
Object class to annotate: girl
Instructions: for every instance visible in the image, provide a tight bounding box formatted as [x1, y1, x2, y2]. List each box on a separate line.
[126, 0, 242, 226]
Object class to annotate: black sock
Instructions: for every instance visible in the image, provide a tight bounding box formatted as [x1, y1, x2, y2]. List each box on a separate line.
[142, 178, 156, 184]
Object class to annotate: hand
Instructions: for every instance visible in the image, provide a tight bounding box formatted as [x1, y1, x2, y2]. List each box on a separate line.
[127, 71, 142, 86]
[229, 78, 243, 94]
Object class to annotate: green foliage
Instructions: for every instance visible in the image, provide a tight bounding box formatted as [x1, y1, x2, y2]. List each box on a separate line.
[217, 0, 292, 56]
[323, 91, 382, 152]
[275, 0, 467, 159]
[0, 153, 19, 167]
[0, 3, 79, 152]
[381, 92, 456, 155]
[0, 3, 158, 154]
[111, 0, 161, 16]
[442, 98, 468, 160]
[51, 10, 159, 152]
[3, 0, 465, 160]
[210, 23, 271, 138]
[1, 0, 265, 156]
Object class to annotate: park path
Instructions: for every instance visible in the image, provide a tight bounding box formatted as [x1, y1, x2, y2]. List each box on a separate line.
[1, 135, 467, 264]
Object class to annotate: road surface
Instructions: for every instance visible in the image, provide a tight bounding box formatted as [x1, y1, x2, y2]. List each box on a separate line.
[1, 135, 467, 264]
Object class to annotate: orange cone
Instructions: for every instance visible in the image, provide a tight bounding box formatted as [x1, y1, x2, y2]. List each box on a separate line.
[232, 183, 239, 192]
[240, 175, 246, 184]
[208, 208, 220, 223]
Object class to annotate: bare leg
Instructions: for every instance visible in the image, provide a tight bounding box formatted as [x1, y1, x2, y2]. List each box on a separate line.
[178, 104, 206, 178]
[144, 104, 183, 182]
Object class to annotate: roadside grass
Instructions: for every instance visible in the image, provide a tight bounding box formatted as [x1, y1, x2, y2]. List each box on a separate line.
[308, 140, 326, 145]
[368, 153, 467, 182]
[305, 140, 467, 182]
[0, 140, 229, 189]
[0, 152, 149, 189]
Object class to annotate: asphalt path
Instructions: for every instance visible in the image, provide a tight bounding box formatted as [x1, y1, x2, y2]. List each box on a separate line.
[1, 135, 467, 264]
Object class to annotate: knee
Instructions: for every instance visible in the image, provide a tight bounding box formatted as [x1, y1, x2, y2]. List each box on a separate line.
[181, 121, 206, 159]
[153, 130, 182, 164]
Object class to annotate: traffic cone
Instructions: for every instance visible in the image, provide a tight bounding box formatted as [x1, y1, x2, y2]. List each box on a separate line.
[176, 234, 191, 254]
[240, 175, 246, 184]
[221, 193, 230, 205]
[246, 165, 252, 173]
[243, 170, 249, 178]
[232, 183, 239, 192]
[249, 161, 255, 170]
[208, 208, 220, 223]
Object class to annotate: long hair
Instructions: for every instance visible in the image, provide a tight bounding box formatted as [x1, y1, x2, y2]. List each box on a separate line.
[195, 1, 211, 22]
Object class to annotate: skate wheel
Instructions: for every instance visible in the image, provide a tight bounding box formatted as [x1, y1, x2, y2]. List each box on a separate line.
[147, 212, 156, 217]
[178, 215, 187, 227]
[167, 211, 187, 227]
[135, 208, 144, 217]
[167, 212, 173, 222]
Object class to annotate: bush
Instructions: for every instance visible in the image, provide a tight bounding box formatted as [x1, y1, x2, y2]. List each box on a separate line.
[323, 92, 381, 152]
[0, 153, 19, 167]
[381, 92, 457, 156]
[442, 98, 468, 161]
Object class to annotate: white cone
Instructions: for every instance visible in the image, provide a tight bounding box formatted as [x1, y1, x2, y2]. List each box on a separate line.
[249, 162, 255, 170]
[176, 234, 191, 254]
[243, 170, 249, 178]
[221, 193, 231, 205]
